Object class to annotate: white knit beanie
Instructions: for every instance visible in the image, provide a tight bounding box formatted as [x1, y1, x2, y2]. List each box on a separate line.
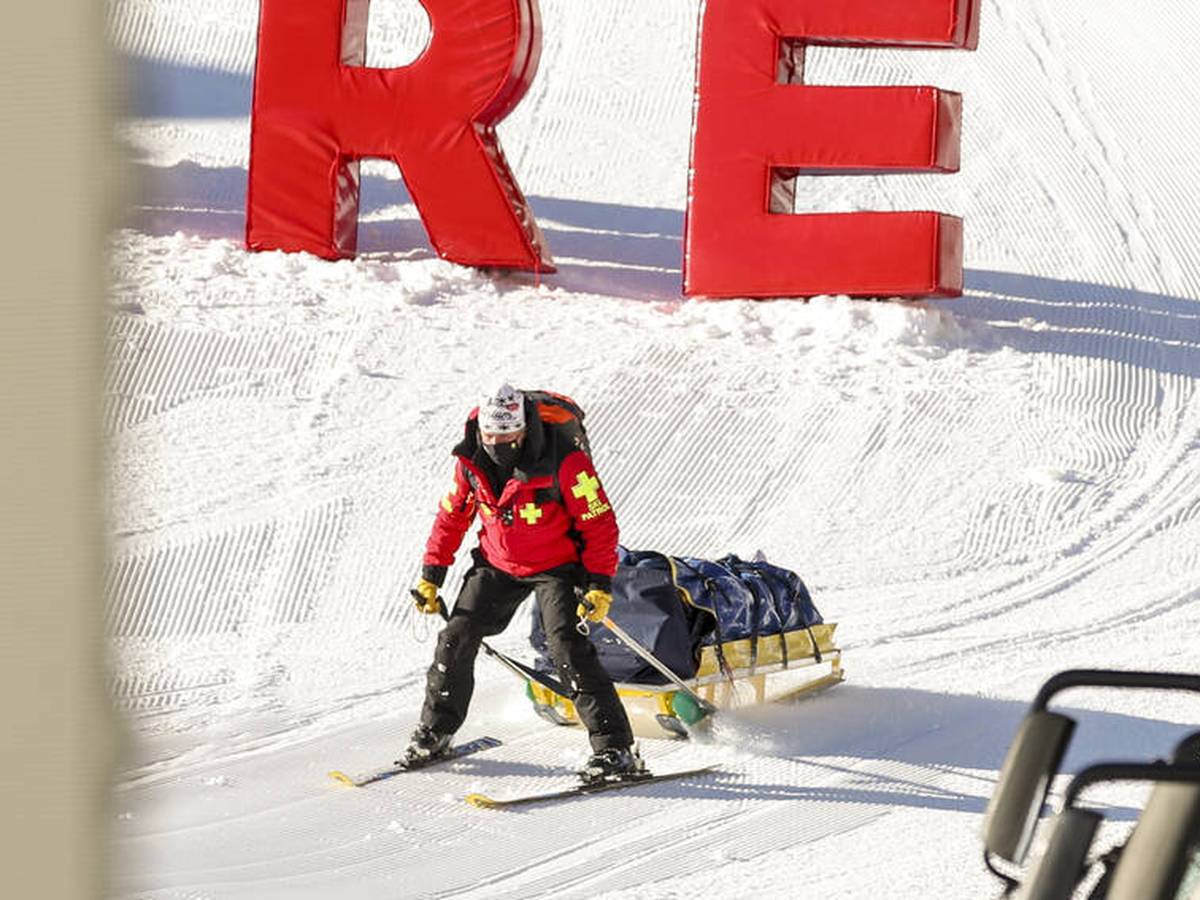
[477, 383, 526, 434]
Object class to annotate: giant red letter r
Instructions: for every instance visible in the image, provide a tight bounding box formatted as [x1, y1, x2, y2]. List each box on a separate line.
[247, 0, 553, 272]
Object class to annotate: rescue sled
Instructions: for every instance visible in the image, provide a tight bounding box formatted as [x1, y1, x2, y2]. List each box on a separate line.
[526, 548, 845, 739]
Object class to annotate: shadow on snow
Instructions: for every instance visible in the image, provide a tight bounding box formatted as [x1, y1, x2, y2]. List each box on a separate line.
[121, 160, 1198, 373]
[119, 51, 1200, 371]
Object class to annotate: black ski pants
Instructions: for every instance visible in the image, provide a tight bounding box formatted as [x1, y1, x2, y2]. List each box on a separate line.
[420, 554, 633, 752]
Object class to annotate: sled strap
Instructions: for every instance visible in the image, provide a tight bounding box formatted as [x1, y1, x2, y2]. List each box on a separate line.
[725, 560, 761, 674]
[806, 623, 823, 664]
[673, 553, 736, 687]
[768, 578, 789, 668]
[752, 566, 786, 668]
[757, 564, 818, 665]
[701, 575, 738, 689]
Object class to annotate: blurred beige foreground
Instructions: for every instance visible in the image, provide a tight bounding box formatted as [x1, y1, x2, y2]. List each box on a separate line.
[0, 1, 116, 898]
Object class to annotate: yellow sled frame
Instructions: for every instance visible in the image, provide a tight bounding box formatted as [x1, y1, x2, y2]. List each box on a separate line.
[528, 623, 844, 740]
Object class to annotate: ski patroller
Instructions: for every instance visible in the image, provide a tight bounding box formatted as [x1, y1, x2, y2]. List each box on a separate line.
[328, 736, 502, 787]
[464, 764, 720, 809]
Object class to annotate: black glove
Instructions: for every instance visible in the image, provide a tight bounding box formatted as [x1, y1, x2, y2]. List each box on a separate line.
[584, 572, 612, 594]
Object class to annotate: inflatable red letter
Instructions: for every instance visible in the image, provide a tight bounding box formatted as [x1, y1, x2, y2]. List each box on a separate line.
[247, 0, 553, 271]
[684, 0, 979, 298]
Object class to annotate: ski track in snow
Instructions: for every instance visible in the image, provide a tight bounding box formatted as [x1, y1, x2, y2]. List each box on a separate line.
[104, 1, 1200, 897]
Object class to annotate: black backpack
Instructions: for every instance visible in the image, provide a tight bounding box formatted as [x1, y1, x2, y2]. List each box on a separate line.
[521, 389, 591, 456]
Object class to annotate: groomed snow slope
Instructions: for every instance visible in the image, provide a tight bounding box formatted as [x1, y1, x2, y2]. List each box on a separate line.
[107, 2, 1200, 898]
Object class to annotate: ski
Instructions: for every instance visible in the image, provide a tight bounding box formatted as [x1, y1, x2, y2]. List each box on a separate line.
[329, 736, 502, 787]
[464, 764, 719, 809]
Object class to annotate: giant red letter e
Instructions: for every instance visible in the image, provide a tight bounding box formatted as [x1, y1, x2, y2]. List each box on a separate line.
[247, 0, 553, 271]
[684, 0, 979, 298]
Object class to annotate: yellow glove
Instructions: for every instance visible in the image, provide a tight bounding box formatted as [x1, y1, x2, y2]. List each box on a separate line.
[577, 589, 612, 623]
[411, 578, 441, 615]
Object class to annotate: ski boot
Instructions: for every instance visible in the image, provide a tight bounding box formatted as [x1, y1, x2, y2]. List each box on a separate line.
[579, 745, 647, 785]
[398, 724, 452, 766]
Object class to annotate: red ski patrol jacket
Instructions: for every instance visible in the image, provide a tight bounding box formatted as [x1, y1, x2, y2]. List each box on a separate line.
[423, 402, 619, 588]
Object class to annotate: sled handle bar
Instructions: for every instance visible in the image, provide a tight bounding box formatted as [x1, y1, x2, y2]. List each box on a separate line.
[596, 614, 717, 716]
[426, 595, 576, 699]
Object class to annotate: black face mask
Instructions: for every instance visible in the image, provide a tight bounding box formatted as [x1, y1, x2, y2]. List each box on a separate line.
[482, 440, 521, 470]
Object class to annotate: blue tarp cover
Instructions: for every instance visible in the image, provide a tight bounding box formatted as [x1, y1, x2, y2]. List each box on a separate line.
[530, 547, 823, 685]
[647, 550, 823, 645]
